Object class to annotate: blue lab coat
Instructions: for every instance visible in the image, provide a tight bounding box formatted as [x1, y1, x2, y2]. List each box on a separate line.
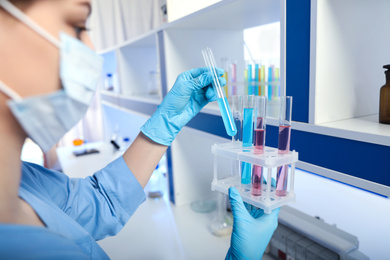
[0, 156, 146, 259]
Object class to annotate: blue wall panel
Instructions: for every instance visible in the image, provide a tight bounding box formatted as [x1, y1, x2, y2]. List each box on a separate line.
[286, 0, 311, 123]
[265, 125, 390, 187]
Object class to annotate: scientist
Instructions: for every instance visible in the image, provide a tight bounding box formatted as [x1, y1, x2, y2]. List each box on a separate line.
[0, 0, 279, 259]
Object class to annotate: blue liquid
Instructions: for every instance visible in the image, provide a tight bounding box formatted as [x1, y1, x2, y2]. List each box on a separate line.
[233, 118, 242, 141]
[241, 108, 254, 185]
[268, 67, 273, 100]
[241, 162, 251, 185]
[242, 108, 254, 147]
[217, 97, 237, 136]
[248, 64, 253, 95]
[255, 64, 259, 96]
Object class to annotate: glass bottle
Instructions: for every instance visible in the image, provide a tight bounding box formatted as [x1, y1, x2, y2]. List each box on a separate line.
[379, 65, 390, 124]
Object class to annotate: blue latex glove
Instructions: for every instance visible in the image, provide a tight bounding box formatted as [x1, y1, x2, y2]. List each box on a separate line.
[226, 187, 280, 260]
[141, 67, 226, 146]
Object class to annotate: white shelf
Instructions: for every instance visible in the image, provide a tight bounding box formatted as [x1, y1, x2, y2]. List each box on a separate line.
[101, 90, 161, 105]
[98, 28, 160, 54]
[167, 0, 280, 30]
[318, 114, 390, 139]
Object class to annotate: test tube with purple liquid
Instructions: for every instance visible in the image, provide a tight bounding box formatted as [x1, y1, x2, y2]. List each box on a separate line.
[251, 96, 266, 196]
[276, 96, 292, 197]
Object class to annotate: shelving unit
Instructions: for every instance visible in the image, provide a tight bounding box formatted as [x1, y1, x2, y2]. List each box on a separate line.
[310, 0, 390, 136]
[98, 0, 390, 199]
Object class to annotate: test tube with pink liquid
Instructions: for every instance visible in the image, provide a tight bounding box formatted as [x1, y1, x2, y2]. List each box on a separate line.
[276, 96, 292, 197]
[251, 96, 267, 196]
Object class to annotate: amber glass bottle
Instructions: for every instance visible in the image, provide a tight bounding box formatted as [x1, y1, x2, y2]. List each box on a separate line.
[379, 65, 390, 124]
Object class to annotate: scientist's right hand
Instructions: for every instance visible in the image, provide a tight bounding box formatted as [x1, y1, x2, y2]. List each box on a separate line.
[226, 187, 280, 260]
[141, 67, 226, 146]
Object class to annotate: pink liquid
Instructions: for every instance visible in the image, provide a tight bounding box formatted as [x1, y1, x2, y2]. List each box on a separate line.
[278, 125, 291, 154]
[251, 165, 263, 196]
[254, 129, 265, 154]
[275, 165, 288, 197]
[254, 117, 265, 154]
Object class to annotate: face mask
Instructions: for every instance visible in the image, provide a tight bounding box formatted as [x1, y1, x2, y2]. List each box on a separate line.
[0, 1, 103, 152]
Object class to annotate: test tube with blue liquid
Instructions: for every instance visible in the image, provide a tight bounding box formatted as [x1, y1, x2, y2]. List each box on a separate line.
[254, 63, 259, 96]
[276, 96, 292, 197]
[251, 96, 266, 196]
[202, 47, 237, 137]
[241, 95, 255, 185]
[268, 66, 273, 100]
[232, 95, 243, 142]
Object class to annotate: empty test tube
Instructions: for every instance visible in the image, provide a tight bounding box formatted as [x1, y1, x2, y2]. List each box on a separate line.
[202, 47, 237, 137]
[252, 96, 267, 196]
[276, 96, 293, 197]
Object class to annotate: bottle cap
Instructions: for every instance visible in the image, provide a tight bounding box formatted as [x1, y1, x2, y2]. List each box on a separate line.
[383, 65, 390, 79]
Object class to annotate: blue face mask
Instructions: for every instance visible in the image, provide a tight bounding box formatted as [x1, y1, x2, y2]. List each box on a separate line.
[0, 1, 103, 152]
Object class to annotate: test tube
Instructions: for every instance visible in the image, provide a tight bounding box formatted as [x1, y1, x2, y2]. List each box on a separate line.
[253, 96, 266, 154]
[268, 66, 273, 100]
[221, 58, 229, 98]
[252, 96, 267, 196]
[241, 95, 255, 185]
[230, 62, 237, 95]
[202, 47, 237, 137]
[246, 61, 253, 95]
[276, 96, 293, 197]
[274, 68, 280, 99]
[232, 95, 243, 142]
[260, 65, 265, 96]
[254, 63, 259, 95]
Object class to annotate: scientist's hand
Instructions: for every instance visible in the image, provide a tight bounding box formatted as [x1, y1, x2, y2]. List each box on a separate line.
[141, 67, 226, 146]
[226, 187, 280, 260]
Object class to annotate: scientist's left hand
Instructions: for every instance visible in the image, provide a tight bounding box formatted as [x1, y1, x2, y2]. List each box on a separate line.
[141, 67, 226, 146]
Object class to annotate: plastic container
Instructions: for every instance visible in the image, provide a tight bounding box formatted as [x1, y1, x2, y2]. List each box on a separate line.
[211, 141, 298, 214]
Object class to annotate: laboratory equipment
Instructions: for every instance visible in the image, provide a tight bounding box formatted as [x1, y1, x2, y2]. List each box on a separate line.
[269, 206, 369, 260]
[221, 58, 229, 98]
[247, 62, 253, 95]
[260, 65, 266, 96]
[211, 141, 298, 214]
[268, 66, 273, 100]
[379, 64, 390, 124]
[210, 193, 232, 236]
[232, 95, 243, 142]
[254, 63, 259, 95]
[202, 47, 237, 137]
[230, 62, 237, 95]
[105, 73, 114, 91]
[241, 95, 255, 185]
[276, 96, 293, 197]
[190, 199, 216, 213]
[252, 96, 266, 196]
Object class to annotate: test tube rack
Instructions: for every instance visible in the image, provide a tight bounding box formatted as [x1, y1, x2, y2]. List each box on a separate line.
[211, 141, 299, 214]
